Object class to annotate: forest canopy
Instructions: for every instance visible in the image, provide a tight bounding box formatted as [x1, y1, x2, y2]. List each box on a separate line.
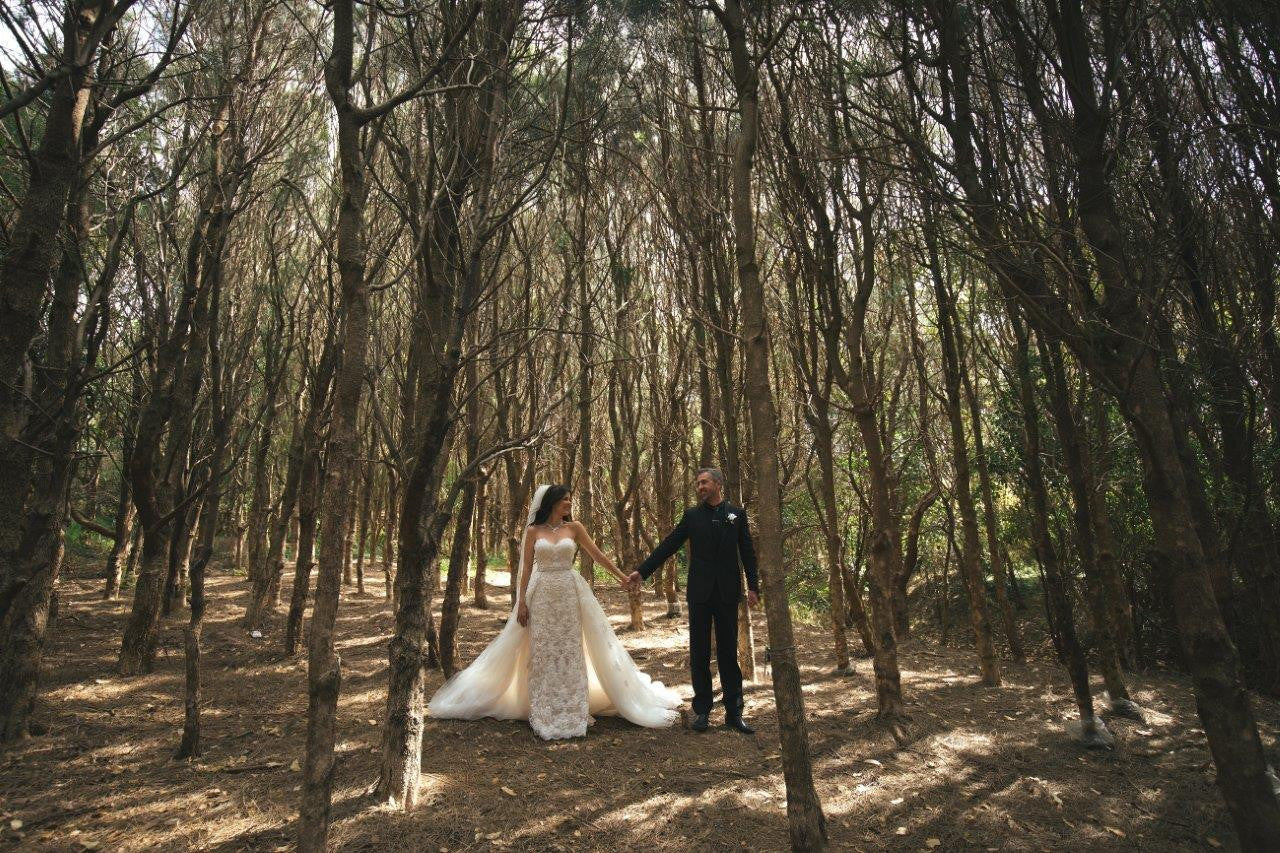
[1, 0, 1279, 850]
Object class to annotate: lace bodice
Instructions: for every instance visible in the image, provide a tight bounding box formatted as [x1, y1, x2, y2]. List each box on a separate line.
[534, 537, 577, 573]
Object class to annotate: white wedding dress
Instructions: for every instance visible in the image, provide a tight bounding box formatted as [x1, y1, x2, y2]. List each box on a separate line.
[428, 537, 682, 740]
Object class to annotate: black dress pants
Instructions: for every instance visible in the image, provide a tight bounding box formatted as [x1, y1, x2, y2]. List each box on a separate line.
[688, 589, 743, 717]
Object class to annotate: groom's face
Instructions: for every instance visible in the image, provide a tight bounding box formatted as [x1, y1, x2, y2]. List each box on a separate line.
[696, 473, 722, 504]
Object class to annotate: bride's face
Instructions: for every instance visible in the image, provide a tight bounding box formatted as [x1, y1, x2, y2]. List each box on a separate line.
[553, 493, 572, 520]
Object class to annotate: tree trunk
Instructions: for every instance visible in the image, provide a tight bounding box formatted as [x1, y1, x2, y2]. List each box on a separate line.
[925, 218, 1000, 686]
[341, 486, 356, 588]
[0, 216, 86, 736]
[576, 192, 596, 587]
[298, 3, 374, 843]
[355, 465, 373, 596]
[719, 2, 826, 846]
[1087, 391, 1135, 665]
[103, 491, 135, 601]
[1126, 352, 1280, 843]
[439, 476, 478, 677]
[895, 488, 938, 638]
[243, 410, 279, 610]
[177, 236, 231, 760]
[120, 99, 230, 674]
[1042, 340, 1133, 708]
[961, 349, 1023, 663]
[383, 475, 397, 601]
[473, 477, 488, 608]
[245, 405, 306, 628]
[812, 414, 850, 673]
[440, 356, 482, 675]
[1012, 315, 1107, 747]
[284, 441, 321, 657]
[0, 1, 105, 391]
[0, 431, 70, 740]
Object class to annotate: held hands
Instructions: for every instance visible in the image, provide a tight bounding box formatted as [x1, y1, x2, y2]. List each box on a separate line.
[517, 601, 529, 627]
[626, 570, 643, 592]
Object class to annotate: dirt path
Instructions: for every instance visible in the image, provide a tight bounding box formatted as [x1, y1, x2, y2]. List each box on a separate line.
[1, 557, 1275, 851]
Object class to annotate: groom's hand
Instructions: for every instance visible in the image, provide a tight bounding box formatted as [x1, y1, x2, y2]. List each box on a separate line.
[627, 571, 643, 590]
[747, 590, 759, 609]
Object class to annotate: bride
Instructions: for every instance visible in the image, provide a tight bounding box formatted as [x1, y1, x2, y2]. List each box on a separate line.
[428, 484, 682, 740]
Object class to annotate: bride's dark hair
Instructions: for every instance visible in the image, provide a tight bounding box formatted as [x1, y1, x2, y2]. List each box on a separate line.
[530, 485, 572, 526]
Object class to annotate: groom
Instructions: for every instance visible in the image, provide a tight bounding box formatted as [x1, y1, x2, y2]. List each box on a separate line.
[628, 468, 759, 734]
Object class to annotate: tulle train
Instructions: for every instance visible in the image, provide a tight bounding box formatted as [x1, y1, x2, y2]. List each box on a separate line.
[427, 572, 682, 733]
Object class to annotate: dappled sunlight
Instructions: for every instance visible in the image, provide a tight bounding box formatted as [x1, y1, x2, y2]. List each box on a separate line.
[4, 557, 1272, 851]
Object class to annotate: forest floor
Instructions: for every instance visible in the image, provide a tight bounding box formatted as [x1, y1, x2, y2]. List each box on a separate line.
[2, 552, 1277, 852]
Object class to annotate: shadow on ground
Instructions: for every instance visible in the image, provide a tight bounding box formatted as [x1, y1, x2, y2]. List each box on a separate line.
[1, 555, 1275, 851]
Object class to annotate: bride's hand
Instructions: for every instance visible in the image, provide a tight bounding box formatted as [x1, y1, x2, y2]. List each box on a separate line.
[517, 602, 529, 627]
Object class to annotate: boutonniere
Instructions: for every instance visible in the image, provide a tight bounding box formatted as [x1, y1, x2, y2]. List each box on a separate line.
[726, 512, 738, 523]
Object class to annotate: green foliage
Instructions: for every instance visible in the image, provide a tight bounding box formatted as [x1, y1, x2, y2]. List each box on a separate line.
[65, 521, 113, 559]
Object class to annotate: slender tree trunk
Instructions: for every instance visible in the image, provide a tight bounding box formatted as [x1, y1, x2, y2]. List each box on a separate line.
[163, 497, 195, 616]
[383, 475, 397, 601]
[341, 486, 356, 587]
[375, 457, 437, 809]
[576, 194, 596, 587]
[1087, 391, 1135, 664]
[473, 476, 489, 608]
[838, 345, 908, 717]
[925, 220, 1000, 686]
[939, 504, 955, 643]
[120, 96, 232, 673]
[376, 8, 518, 791]
[1126, 352, 1280, 843]
[103, 491, 135, 601]
[1012, 315, 1107, 746]
[440, 477, 478, 677]
[245, 406, 306, 628]
[440, 357, 482, 675]
[243, 411, 279, 607]
[895, 488, 938, 637]
[1042, 340, 1133, 708]
[961, 349, 1023, 663]
[719, 2, 825, 846]
[355, 466, 372, 596]
[284, 443, 321, 657]
[177, 241, 230, 760]
[298, 3, 374, 843]
[812, 414, 850, 673]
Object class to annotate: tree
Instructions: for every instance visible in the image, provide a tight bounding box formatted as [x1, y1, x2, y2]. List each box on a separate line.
[713, 1, 826, 847]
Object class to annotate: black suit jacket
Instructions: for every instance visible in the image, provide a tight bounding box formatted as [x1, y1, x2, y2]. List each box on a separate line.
[637, 502, 759, 605]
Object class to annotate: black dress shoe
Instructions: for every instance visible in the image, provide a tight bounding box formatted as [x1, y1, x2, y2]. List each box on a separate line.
[724, 716, 755, 735]
[691, 713, 710, 732]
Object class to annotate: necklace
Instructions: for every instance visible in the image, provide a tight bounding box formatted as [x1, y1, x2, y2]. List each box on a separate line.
[546, 520, 567, 532]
